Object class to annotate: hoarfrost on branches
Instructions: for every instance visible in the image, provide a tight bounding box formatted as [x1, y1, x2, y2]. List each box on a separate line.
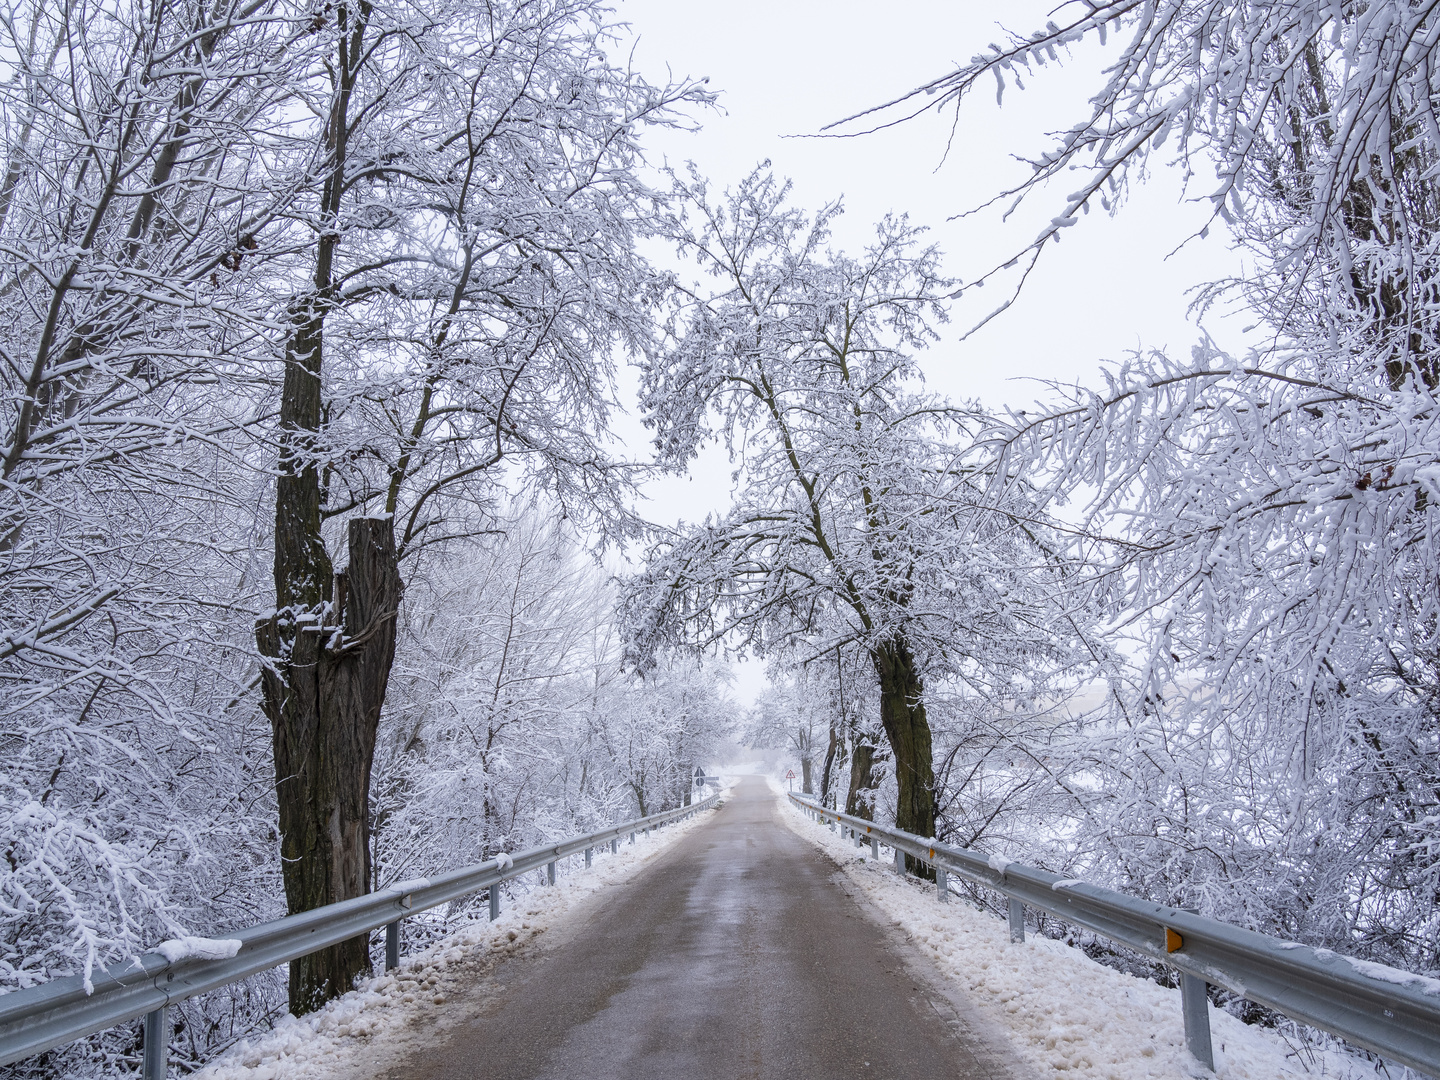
[857, 0, 1440, 978]
[626, 165, 1097, 845]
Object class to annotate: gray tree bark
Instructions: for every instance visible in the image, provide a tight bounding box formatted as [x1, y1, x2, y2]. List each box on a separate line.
[845, 734, 877, 821]
[257, 519, 400, 1014]
[253, 1, 398, 1015]
[820, 720, 843, 809]
[874, 636, 936, 874]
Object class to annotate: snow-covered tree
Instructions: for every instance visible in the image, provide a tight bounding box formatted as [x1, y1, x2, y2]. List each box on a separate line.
[840, 1, 1440, 368]
[597, 653, 734, 817]
[0, 0, 299, 1008]
[854, 1, 1440, 970]
[748, 672, 826, 794]
[745, 643, 877, 810]
[374, 509, 734, 892]
[375, 511, 623, 883]
[253, 0, 707, 1011]
[625, 166, 1087, 858]
[0, 0, 715, 1036]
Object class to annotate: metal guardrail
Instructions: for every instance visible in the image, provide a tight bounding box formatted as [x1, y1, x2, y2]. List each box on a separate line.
[790, 793, 1440, 1078]
[0, 792, 721, 1075]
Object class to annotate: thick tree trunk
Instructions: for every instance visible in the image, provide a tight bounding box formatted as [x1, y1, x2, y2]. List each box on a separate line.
[800, 756, 813, 794]
[257, 518, 400, 1015]
[253, 12, 383, 1012]
[845, 735, 877, 820]
[874, 636, 936, 874]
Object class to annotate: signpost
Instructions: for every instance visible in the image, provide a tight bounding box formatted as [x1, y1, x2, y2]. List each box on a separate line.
[785, 768, 797, 791]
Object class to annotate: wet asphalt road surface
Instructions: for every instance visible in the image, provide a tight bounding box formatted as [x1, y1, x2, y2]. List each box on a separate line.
[387, 776, 1023, 1080]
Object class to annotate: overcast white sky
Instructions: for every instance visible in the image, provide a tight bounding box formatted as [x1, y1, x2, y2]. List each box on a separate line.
[606, 1, 1254, 703]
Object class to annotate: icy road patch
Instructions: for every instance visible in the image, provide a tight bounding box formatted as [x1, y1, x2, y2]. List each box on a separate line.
[193, 798, 724, 1080]
[772, 779, 1383, 1080]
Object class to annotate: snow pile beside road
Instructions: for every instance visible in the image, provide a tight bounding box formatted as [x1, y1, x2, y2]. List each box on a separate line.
[193, 799, 724, 1080]
[772, 783, 1380, 1080]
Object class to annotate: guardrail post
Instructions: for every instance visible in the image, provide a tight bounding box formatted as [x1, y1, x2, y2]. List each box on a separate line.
[870, 837, 879, 859]
[488, 887, 500, 921]
[894, 845, 904, 873]
[936, 866, 949, 902]
[585, 846, 593, 868]
[629, 831, 635, 845]
[385, 921, 400, 970]
[546, 860, 556, 886]
[611, 837, 619, 854]
[1180, 972, 1215, 1071]
[142, 1006, 167, 1080]
[1008, 898, 1025, 943]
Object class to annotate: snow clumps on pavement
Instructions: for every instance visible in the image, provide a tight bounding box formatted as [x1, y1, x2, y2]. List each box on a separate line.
[771, 779, 1383, 1080]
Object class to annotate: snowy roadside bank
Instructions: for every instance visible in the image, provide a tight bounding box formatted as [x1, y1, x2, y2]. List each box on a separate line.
[192, 793, 727, 1080]
[770, 780, 1386, 1080]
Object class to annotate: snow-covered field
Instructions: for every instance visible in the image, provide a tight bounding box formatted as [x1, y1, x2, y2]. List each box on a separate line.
[770, 779, 1396, 1080]
[192, 797, 724, 1080]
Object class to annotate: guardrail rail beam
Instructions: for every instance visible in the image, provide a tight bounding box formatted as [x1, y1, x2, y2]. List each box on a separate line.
[0, 792, 721, 1071]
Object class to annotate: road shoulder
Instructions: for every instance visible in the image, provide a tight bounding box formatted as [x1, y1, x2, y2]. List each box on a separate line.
[772, 783, 1367, 1080]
